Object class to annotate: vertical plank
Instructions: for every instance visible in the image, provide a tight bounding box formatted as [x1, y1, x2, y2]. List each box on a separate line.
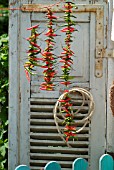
[107, 58, 114, 153]
[9, 0, 21, 169]
[15, 165, 30, 170]
[19, 0, 31, 166]
[9, 0, 31, 168]
[90, 12, 107, 170]
[44, 161, 61, 170]
[99, 154, 113, 170]
[106, 0, 114, 153]
[73, 158, 88, 170]
[107, 0, 114, 48]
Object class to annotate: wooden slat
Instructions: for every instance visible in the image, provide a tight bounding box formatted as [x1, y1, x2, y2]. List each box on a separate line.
[30, 98, 89, 105]
[30, 98, 57, 103]
[30, 105, 89, 113]
[30, 132, 89, 137]
[30, 112, 88, 119]
[30, 146, 89, 153]
[30, 125, 89, 132]
[30, 105, 54, 111]
[30, 153, 89, 160]
[30, 160, 73, 165]
[30, 122, 89, 128]
[30, 167, 71, 170]
[30, 132, 89, 141]
[30, 139, 89, 147]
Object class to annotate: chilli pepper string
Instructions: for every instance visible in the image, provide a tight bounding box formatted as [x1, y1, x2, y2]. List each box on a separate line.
[40, 8, 58, 91]
[59, 1, 77, 141]
[59, 90, 77, 142]
[60, 1, 76, 86]
[24, 24, 41, 82]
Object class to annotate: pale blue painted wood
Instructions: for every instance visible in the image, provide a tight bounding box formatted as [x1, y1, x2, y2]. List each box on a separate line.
[99, 154, 114, 170]
[15, 165, 30, 170]
[73, 158, 88, 170]
[44, 161, 61, 170]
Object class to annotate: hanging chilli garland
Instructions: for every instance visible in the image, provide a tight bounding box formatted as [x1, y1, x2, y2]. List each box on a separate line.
[54, 88, 95, 147]
[60, 1, 76, 86]
[24, 24, 41, 82]
[40, 8, 58, 91]
[58, 1, 77, 141]
[58, 89, 76, 142]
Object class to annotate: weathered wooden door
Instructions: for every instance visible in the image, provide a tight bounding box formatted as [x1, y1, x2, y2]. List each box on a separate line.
[9, 0, 109, 170]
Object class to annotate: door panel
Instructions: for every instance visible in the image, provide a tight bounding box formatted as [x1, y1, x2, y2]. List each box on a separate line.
[9, 1, 107, 170]
[30, 12, 90, 98]
[31, 12, 90, 82]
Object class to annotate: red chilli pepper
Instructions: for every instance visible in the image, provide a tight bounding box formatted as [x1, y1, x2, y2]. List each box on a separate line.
[24, 69, 30, 82]
[40, 8, 57, 91]
[24, 24, 41, 81]
[61, 27, 75, 32]
[27, 24, 39, 30]
[59, 1, 77, 142]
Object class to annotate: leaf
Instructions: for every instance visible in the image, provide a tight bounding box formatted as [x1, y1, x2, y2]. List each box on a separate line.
[0, 145, 6, 157]
[70, 15, 77, 18]
[4, 141, 8, 148]
[0, 159, 6, 169]
[67, 76, 74, 80]
[4, 120, 8, 126]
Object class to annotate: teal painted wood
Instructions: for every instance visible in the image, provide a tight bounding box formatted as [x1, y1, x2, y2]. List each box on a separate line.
[99, 154, 114, 170]
[73, 158, 88, 170]
[44, 161, 61, 170]
[15, 165, 30, 170]
[15, 154, 114, 170]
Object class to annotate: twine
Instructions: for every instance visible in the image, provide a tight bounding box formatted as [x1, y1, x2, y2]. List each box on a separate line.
[53, 87, 95, 147]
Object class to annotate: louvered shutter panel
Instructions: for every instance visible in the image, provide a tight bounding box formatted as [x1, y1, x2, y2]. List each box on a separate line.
[30, 97, 90, 169]
[29, 7, 90, 170]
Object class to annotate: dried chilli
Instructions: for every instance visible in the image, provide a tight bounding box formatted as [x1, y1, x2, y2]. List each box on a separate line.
[60, 1, 76, 86]
[59, 90, 77, 142]
[24, 24, 41, 82]
[40, 8, 58, 91]
[59, 1, 77, 141]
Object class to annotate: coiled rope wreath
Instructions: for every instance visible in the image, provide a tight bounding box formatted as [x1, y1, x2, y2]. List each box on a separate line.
[53, 87, 95, 147]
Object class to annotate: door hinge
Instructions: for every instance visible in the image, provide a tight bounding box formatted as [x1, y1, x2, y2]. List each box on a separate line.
[95, 48, 114, 78]
[103, 48, 114, 58]
[95, 47, 103, 78]
[95, 58, 103, 78]
[96, 48, 114, 58]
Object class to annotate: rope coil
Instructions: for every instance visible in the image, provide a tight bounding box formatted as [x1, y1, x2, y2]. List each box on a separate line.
[53, 87, 95, 147]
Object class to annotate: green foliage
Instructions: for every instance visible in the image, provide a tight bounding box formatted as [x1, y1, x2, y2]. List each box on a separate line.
[0, 34, 8, 170]
[0, 15, 8, 35]
[0, 0, 8, 7]
[0, 121, 8, 170]
[0, 1, 9, 35]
